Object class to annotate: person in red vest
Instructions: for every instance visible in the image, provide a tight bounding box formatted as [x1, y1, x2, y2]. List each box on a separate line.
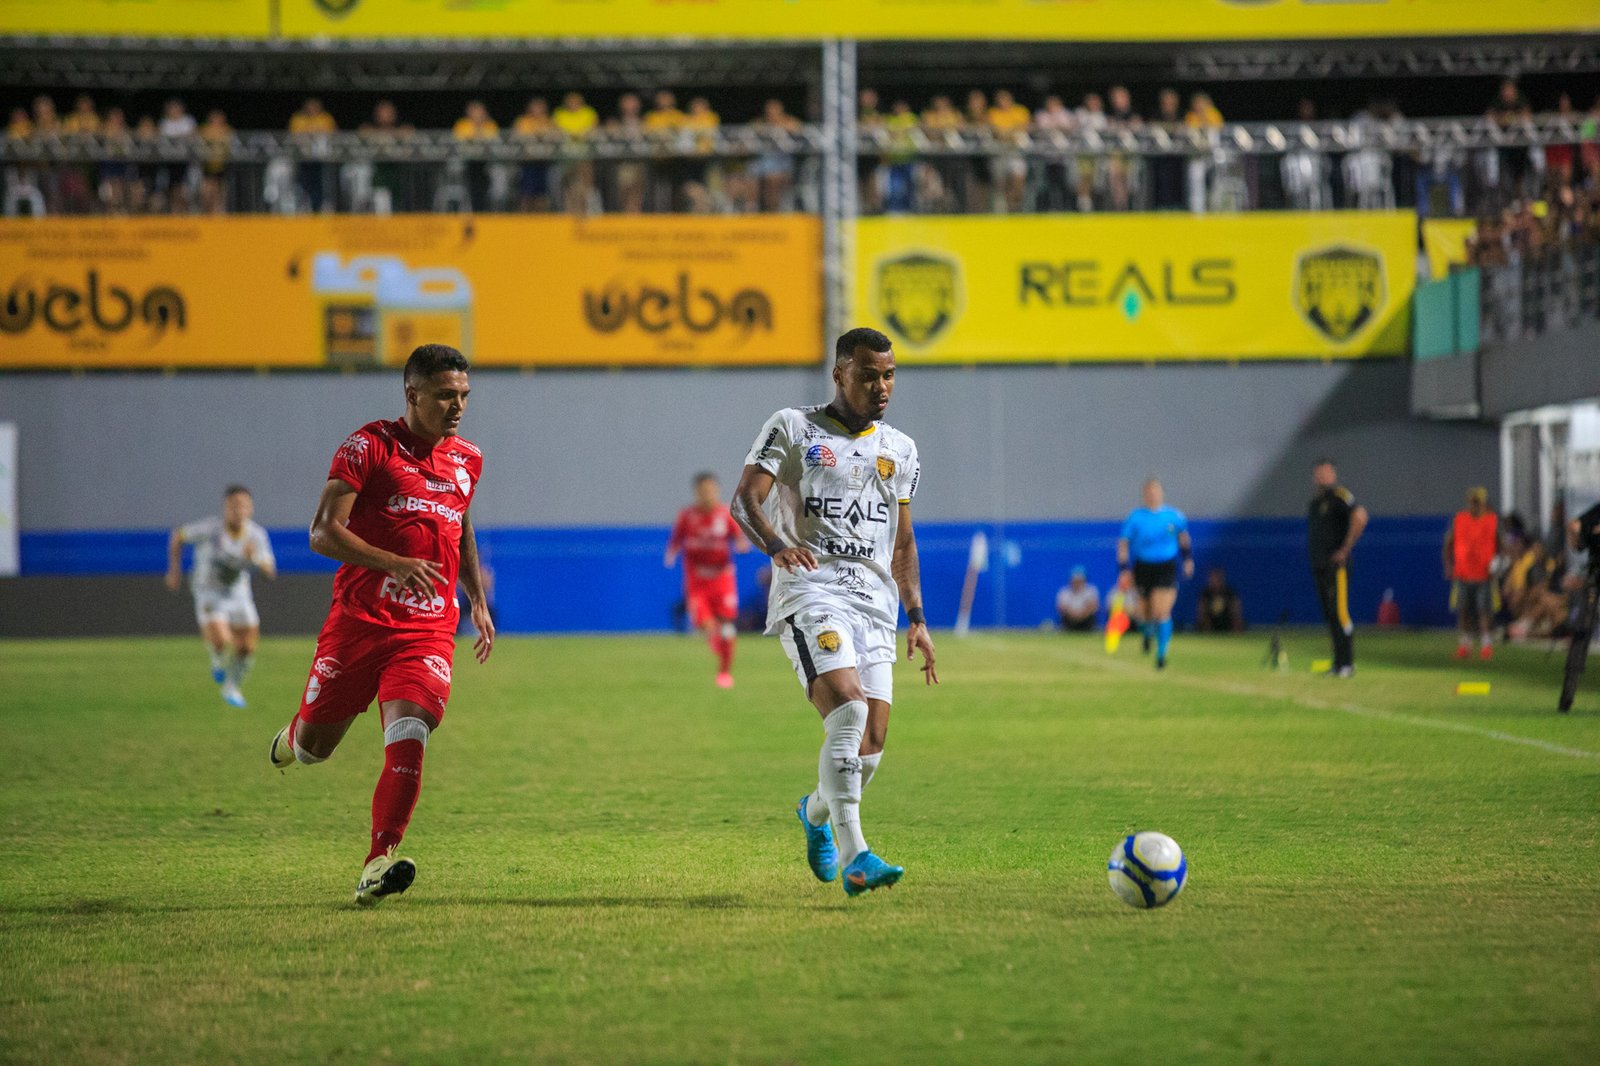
[1443, 487, 1502, 660]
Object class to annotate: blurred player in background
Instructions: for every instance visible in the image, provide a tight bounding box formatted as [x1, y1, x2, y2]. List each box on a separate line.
[732, 327, 937, 898]
[166, 485, 277, 708]
[269, 344, 494, 907]
[665, 472, 749, 688]
[1444, 487, 1501, 660]
[1309, 459, 1368, 678]
[1117, 479, 1192, 670]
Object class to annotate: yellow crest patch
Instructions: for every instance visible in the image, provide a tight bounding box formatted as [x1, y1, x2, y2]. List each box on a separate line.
[817, 631, 842, 653]
[1294, 246, 1386, 342]
[876, 252, 961, 347]
[876, 456, 895, 480]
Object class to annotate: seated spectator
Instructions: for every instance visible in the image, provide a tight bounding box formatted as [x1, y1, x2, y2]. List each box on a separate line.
[288, 97, 335, 213]
[59, 93, 99, 213]
[963, 90, 992, 213]
[1150, 87, 1187, 210]
[1104, 84, 1141, 211]
[453, 100, 500, 211]
[1074, 92, 1107, 211]
[920, 94, 966, 212]
[882, 99, 919, 214]
[158, 98, 198, 214]
[97, 107, 134, 213]
[680, 96, 722, 213]
[509, 98, 554, 212]
[197, 109, 232, 214]
[554, 92, 599, 214]
[1033, 95, 1075, 211]
[988, 89, 1031, 213]
[1195, 567, 1244, 632]
[1056, 567, 1101, 632]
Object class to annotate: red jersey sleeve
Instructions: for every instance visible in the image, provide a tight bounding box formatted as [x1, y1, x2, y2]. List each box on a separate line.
[668, 509, 689, 555]
[328, 427, 380, 491]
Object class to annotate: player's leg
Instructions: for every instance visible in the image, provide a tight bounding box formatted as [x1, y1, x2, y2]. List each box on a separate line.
[712, 574, 739, 687]
[687, 584, 729, 685]
[1455, 581, 1474, 658]
[1147, 583, 1178, 669]
[355, 633, 452, 906]
[1474, 584, 1494, 659]
[271, 622, 375, 769]
[219, 597, 261, 707]
[1331, 565, 1355, 674]
[196, 601, 230, 684]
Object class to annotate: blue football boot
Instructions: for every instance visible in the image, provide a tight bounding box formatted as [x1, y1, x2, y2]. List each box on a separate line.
[842, 851, 904, 897]
[796, 796, 839, 882]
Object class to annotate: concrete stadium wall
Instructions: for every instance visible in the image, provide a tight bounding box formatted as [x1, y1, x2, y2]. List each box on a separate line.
[1, 360, 1498, 635]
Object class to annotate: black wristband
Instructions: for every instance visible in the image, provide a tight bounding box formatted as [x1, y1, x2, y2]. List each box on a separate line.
[766, 540, 789, 558]
[907, 607, 927, 626]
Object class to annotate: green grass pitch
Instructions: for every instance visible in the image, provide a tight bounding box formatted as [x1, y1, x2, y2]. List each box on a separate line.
[2, 629, 1597, 1064]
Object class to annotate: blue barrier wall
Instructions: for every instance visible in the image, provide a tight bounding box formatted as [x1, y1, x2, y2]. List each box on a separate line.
[21, 514, 1454, 631]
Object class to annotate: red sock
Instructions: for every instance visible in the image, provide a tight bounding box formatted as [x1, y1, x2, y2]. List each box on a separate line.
[367, 739, 425, 863]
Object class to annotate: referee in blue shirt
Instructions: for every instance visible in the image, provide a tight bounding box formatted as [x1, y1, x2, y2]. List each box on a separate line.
[1117, 479, 1194, 669]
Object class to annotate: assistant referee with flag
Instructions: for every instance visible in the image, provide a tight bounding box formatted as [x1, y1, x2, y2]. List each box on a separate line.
[1309, 458, 1368, 678]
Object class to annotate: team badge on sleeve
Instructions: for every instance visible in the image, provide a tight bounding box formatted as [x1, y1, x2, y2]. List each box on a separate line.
[817, 631, 842, 652]
[806, 445, 837, 468]
[876, 456, 896, 480]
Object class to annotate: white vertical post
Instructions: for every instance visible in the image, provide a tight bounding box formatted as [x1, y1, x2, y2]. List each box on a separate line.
[820, 38, 857, 388]
[0, 423, 17, 577]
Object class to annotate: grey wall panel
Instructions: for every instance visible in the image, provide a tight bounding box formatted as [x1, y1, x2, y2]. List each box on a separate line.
[1480, 320, 1600, 419]
[1, 360, 1497, 530]
[0, 574, 333, 638]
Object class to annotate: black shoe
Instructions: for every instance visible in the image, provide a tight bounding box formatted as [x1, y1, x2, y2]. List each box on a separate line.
[1142, 633, 1152, 654]
[1156, 656, 1167, 670]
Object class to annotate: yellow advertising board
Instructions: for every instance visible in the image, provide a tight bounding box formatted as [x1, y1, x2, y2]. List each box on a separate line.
[856, 213, 1416, 362]
[278, 0, 1599, 41]
[0, 0, 273, 37]
[1422, 218, 1477, 281]
[0, 216, 821, 368]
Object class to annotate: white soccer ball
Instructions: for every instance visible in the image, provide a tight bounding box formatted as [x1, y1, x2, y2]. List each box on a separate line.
[1107, 831, 1188, 909]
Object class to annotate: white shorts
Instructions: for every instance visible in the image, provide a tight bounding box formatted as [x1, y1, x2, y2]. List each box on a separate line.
[777, 604, 897, 704]
[193, 587, 259, 629]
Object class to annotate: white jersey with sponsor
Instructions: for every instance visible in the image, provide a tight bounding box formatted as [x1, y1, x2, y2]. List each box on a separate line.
[745, 405, 920, 634]
[178, 516, 275, 598]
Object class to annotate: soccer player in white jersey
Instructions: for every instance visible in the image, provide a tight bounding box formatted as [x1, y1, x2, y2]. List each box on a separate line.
[165, 485, 277, 708]
[731, 326, 938, 897]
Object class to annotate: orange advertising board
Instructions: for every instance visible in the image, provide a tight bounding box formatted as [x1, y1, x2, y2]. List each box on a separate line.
[0, 216, 822, 369]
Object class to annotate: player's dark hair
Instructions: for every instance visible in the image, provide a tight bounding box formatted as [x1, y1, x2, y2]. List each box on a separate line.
[223, 484, 251, 498]
[835, 327, 893, 362]
[692, 471, 718, 488]
[1312, 457, 1336, 468]
[404, 344, 470, 384]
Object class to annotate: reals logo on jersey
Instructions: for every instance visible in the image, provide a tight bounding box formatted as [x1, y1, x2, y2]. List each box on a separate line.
[805, 445, 837, 468]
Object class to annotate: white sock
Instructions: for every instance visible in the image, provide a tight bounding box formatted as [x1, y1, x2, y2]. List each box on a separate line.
[1481, 633, 1493, 648]
[1458, 633, 1472, 648]
[229, 652, 255, 686]
[860, 752, 882, 790]
[817, 700, 868, 864]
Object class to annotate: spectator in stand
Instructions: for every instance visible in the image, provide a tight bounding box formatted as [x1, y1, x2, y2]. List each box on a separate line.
[1105, 84, 1141, 211]
[360, 99, 416, 212]
[1546, 92, 1579, 192]
[130, 114, 158, 213]
[1196, 568, 1245, 633]
[1150, 88, 1186, 210]
[964, 90, 993, 213]
[554, 92, 598, 214]
[858, 89, 885, 214]
[27, 95, 62, 212]
[58, 94, 99, 214]
[680, 95, 722, 213]
[97, 107, 133, 213]
[883, 98, 920, 214]
[288, 97, 335, 213]
[1074, 92, 1108, 212]
[510, 98, 554, 213]
[749, 98, 801, 212]
[989, 89, 1032, 214]
[158, 98, 199, 214]
[607, 93, 647, 214]
[920, 94, 965, 212]
[644, 90, 687, 209]
[197, 109, 232, 214]
[1033, 94, 1076, 211]
[452, 100, 500, 212]
[1487, 78, 1533, 202]
[6, 106, 30, 140]
[1580, 96, 1600, 188]
[1056, 567, 1101, 632]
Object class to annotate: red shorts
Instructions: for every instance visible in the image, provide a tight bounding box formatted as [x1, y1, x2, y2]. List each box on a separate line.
[297, 613, 456, 726]
[685, 570, 738, 628]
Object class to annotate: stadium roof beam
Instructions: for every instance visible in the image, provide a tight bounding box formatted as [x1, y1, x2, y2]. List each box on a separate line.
[1172, 37, 1600, 81]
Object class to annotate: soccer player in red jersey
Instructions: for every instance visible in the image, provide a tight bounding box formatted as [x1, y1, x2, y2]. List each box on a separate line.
[666, 472, 750, 688]
[268, 344, 494, 907]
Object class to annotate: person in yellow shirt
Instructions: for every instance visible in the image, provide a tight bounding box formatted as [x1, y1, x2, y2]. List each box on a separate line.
[289, 98, 337, 212]
[1185, 92, 1223, 129]
[554, 92, 599, 213]
[919, 95, 965, 212]
[882, 99, 920, 213]
[679, 96, 722, 212]
[988, 89, 1032, 213]
[512, 97, 556, 212]
[453, 100, 500, 212]
[58, 94, 101, 213]
[606, 92, 647, 213]
[644, 90, 686, 133]
[198, 109, 233, 215]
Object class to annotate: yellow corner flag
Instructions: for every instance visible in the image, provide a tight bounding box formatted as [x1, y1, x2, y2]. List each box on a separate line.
[1105, 590, 1131, 654]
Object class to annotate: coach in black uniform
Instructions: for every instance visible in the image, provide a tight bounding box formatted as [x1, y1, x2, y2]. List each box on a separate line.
[1308, 459, 1368, 678]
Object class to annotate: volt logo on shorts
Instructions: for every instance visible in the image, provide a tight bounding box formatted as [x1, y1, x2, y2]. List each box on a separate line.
[805, 444, 837, 468]
[421, 655, 453, 684]
[385, 494, 463, 525]
[378, 576, 448, 615]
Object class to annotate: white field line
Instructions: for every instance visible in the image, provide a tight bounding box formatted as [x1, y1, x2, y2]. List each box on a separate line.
[981, 636, 1600, 761]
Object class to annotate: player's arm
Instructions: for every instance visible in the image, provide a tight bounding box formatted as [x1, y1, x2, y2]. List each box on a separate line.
[664, 512, 682, 568]
[458, 508, 494, 665]
[1115, 537, 1130, 569]
[893, 502, 938, 686]
[1441, 524, 1455, 580]
[164, 527, 187, 592]
[731, 464, 816, 572]
[308, 477, 443, 595]
[1333, 504, 1370, 564]
[246, 530, 278, 581]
